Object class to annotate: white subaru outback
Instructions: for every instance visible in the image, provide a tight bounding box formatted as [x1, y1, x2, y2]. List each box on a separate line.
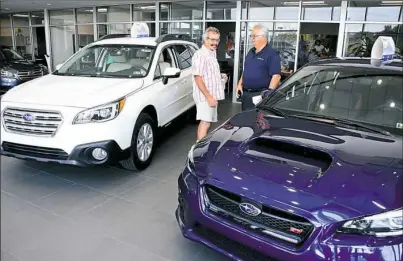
[0, 25, 198, 171]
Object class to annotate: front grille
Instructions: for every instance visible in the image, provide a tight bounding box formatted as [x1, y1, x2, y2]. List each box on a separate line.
[2, 107, 63, 137]
[2, 142, 69, 160]
[204, 185, 314, 245]
[17, 69, 44, 81]
[193, 224, 278, 261]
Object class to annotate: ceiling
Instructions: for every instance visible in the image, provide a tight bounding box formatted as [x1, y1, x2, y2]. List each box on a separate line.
[1, 0, 401, 13]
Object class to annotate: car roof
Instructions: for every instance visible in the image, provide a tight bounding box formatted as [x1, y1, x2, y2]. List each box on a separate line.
[307, 57, 403, 71]
[94, 37, 159, 47]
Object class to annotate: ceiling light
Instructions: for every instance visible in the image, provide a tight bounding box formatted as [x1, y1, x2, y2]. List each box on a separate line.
[5, 8, 10, 10]
[46, 4, 51, 6]
[381, 0, 403, 4]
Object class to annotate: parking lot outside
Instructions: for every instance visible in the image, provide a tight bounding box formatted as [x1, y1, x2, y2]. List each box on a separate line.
[1, 99, 240, 261]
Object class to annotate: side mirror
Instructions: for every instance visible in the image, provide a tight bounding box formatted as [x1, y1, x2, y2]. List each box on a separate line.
[55, 64, 63, 71]
[162, 67, 180, 85]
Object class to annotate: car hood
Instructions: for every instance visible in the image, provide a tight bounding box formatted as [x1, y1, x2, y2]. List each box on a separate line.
[193, 110, 403, 217]
[1, 74, 144, 108]
[2, 59, 43, 71]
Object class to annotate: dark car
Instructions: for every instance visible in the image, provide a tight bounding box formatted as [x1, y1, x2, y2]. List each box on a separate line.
[0, 46, 48, 93]
[176, 58, 403, 261]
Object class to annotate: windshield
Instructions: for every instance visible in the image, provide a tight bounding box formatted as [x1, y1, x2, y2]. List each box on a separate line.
[55, 44, 155, 78]
[1, 48, 24, 61]
[263, 64, 403, 135]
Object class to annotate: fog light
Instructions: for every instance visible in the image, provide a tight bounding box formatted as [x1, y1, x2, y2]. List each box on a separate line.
[92, 148, 108, 161]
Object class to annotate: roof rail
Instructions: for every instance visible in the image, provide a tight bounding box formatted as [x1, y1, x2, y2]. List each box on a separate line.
[156, 34, 193, 43]
[98, 34, 130, 41]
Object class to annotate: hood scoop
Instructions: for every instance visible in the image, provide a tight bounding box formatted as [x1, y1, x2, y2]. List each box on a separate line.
[243, 137, 333, 177]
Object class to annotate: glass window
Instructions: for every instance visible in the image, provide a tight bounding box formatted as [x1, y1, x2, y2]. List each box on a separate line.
[344, 23, 403, 57]
[50, 26, 75, 68]
[264, 64, 403, 134]
[0, 27, 13, 48]
[49, 9, 74, 26]
[160, 22, 203, 46]
[302, 1, 342, 21]
[31, 11, 45, 25]
[98, 23, 156, 39]
[133, 4, 156, 21]
[173, 44, 193, 69]
[12, 13, 29, 27]
[206, 1, 237, 20]
[347, 1, 402, 22]
[77, 25, 94, 49]
[56, 45, 156, 78]
[245, 1, 299, 20]
[160, 2, 203, 21]
[14, 27, 32, 58]
[97, 5, 130, 23]
[238, 22, 297, 81]
[76, 8, 93, 24]
[0, 14, 11, 27]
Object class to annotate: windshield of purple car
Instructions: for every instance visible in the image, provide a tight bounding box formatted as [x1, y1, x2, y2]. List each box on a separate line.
[263, 63, 403, 136]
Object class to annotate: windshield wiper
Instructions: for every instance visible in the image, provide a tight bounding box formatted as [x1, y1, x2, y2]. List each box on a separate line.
[292, 114, 390, 136]
[257, 105, 289, 117]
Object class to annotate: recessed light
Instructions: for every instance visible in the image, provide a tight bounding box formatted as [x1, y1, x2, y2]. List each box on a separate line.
[5, 7, 10, 10]
[46, 3, 52, 6]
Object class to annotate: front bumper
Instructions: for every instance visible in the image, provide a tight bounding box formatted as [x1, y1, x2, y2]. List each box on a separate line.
[0, 140, 127, 167]
[176, 169, 403, 261]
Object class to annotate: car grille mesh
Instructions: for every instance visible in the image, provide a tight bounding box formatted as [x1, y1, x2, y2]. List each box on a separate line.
[2, 107, 62, 137]
[17, 69, 44, 81]
[2, 142, 69, 160]
[204, 185, 314, 245]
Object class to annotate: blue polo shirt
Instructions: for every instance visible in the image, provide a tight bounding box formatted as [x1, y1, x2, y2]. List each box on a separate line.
[243, 44, 281, 90]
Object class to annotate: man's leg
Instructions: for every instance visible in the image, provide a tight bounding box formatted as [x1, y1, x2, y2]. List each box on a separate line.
[196, 101, 217, 141]
[197, 120, 211, 141]
[241, 91, 256, 111]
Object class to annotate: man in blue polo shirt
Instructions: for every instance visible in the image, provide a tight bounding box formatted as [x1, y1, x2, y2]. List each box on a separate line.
[236, 24, 281, 111]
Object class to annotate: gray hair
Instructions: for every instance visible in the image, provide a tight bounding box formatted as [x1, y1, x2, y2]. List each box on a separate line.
[202, 26, 220, 41]
[252, 24, 268, 38]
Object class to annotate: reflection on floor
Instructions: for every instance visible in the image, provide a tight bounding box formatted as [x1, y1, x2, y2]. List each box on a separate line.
[1, 99, 241, 261]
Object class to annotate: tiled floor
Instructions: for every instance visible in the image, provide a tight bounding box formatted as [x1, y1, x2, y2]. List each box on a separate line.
[1, 99, 240, 261]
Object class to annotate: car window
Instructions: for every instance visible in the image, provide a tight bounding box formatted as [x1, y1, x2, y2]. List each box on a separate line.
[187, 45, 198, 55]
[173, 44, 192, 70]
[154, 47, 176, 79]
[56, 45, 155, 78]
[265, 65, 403, 132]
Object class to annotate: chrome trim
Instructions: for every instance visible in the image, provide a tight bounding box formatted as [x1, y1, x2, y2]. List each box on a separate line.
[1, 106, 64, 138]
[201, 186, 309, 245]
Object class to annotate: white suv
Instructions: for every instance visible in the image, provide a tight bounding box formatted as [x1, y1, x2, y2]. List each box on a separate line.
[0, 33, 198, 171]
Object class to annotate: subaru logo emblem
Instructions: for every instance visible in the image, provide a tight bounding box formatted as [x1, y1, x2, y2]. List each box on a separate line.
[239, 202, 261, 217]
[23, 113, 35, 121]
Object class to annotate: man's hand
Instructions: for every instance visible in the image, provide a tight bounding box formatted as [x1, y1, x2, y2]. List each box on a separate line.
[261, 88, 274, 98]
[207, 96, 217, 107]
[220, 73, 228, 83]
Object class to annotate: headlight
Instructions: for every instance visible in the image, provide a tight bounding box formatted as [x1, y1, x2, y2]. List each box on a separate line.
[186, 144, 196, 174]
[73, 98, 126, 124]
[338, 208, 403, 237]
[1, 69, 16, 78]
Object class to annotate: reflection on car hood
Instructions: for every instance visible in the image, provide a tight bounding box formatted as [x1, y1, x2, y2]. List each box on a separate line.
[2, 59, 43, 71]
[1, 74, 144, 108]
[193, 110, 402, 217]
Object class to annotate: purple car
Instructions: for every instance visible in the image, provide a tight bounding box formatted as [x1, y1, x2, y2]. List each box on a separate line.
[176, 58, 403, 261]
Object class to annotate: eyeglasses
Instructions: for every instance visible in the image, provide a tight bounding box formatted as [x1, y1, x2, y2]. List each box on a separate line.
[249, 34, 264, 39]
[207, 37, 220, 42]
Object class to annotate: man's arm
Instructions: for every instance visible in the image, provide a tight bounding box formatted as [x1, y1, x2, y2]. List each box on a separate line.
[268, 52, 282, 90]
[194, 75, 213, 99]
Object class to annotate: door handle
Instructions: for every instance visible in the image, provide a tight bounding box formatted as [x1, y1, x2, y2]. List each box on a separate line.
[181, 79, 187, 84]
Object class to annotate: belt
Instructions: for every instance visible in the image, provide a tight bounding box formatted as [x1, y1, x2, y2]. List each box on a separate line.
[244, 88, 266, 93]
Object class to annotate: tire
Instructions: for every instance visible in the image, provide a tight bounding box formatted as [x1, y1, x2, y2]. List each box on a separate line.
[120, 113, 156, 171]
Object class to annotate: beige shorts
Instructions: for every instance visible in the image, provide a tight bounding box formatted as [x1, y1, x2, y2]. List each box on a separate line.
[196, 101, 218, 123]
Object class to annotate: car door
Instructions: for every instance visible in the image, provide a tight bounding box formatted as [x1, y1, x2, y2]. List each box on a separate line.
[171, 44, 195, 115]
[152, 46, 182, 125]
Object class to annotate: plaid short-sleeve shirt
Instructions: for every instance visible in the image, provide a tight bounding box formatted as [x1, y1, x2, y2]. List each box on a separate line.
[192, 45, 224, 103]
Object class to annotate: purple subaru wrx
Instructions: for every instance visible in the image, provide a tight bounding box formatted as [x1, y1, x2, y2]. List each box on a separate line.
[176, 58, 403, 261]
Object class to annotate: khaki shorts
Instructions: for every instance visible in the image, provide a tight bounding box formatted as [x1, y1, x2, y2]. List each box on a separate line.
[196, 101, 218, 123]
